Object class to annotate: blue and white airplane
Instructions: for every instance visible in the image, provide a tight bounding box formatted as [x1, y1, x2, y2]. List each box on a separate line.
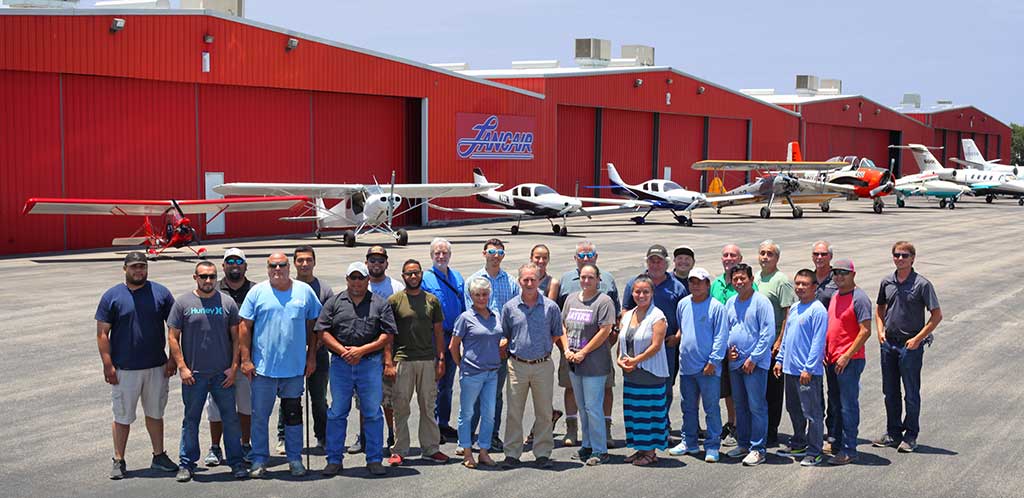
[600, 163, 753, 225]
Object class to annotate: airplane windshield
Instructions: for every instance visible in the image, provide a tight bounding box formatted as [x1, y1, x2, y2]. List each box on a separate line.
[663, 181, 684, 191]
[860, 158, 877, 168]
[534, 185, 557, 195]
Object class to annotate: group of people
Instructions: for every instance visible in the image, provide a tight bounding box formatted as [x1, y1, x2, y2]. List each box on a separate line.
[96, 236, 941, 480]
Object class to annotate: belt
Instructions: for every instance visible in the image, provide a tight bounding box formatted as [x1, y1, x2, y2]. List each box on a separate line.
[511, 354, 550, 365]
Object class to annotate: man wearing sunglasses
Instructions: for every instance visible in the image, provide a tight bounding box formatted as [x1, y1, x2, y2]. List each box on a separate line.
[238, 253, 323, 478]
[557, 240, 620, 449]
[168, 261, 248, 481]
[811, 241, 839, 309]
[318, 262, 397, 477]
[205, 248, 255, 467]
[822, 259, 872, 465]
[872, 242, 941, 454]
[462, 238, 520, 453]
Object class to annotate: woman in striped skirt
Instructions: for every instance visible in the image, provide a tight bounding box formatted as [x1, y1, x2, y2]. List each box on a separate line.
[617, 275, 670, 466]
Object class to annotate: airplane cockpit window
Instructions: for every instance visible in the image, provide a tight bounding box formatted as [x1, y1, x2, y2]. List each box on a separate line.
[352, 190, 367, 215]
[534, 185, 556, 196]
[512, 187, 521, 196]
[664, 181, 684, 191]
[651, 183, 661, 192]
[861, 158, 876, 169]
[827, 156, 842, 162]
[842, 156, 858, 164]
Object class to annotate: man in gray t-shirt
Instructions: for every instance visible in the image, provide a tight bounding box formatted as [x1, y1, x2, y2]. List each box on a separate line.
[168, 261, 246, 480]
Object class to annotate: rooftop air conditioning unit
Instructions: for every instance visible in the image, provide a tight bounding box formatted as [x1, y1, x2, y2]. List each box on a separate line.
[795, 74, 819, 96]
[575, 38, 611, 67]
[510, 60, 560, 69]
[818, 78, 842, 95]
[621, 45, 655, 66]
[900, 93, 922, 109]
[181, 0, 244, 17]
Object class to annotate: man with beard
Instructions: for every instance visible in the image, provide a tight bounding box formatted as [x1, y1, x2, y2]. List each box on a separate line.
[671, 246, 696, 293]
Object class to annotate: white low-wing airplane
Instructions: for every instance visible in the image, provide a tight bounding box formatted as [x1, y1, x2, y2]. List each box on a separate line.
[428, 168, 644, 236]
[894, 144, 1023, 208]
[951, 138, 1019, 176]
[213, 173, 500, 246]
[599, 163, 752, 226]
[888, 145, 973, 209]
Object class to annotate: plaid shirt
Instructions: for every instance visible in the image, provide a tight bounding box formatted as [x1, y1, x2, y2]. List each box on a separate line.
[465, 267, 520, 314]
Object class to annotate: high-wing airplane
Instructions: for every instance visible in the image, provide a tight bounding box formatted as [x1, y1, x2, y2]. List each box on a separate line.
[596, 163, 752, 226]
[692, 145, 845, 219]
[428, 168, 644, 235]
[895, 144, 1022, 207]
[951, 138, 1019, 176]
[213, 173, 500, 246]
[22, 196, 309, 257]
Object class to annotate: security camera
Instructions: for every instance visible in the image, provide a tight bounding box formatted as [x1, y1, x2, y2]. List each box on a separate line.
[286, 38, 299, 51]
[634, 78, 643, 88]
[110, 18, 126, 33]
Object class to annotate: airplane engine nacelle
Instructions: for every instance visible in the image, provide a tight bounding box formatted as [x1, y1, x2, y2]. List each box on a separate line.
[869, 182, 894, 197]
[364, 194, 404, 222]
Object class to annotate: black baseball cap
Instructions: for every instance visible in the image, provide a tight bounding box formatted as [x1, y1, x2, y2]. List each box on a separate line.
[674, 246, 695, 258]
[646, 244, 669, 259]
[124, 252, 147, 265]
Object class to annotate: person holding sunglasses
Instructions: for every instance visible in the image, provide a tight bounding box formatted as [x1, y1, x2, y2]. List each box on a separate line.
[168, 261, 248, 481]
[318, 262, 396, 477]
[557, 241, 620, 449]
[461, 238, 520, 453]
[821, 258, 872, 465]
[238, 253, 323, 478]
[872, 242, 942, 454]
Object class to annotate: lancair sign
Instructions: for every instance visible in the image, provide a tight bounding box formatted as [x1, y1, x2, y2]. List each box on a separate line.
[456, 113, 535, 160]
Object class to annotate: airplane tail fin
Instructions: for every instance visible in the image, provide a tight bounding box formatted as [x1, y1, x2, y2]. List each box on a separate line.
[606, 163, 626, 186]
[962, 139, 986, 165]
[787, 141, 803, 162]
[472, 168, 489, 186]
[892, 144, 943, 173]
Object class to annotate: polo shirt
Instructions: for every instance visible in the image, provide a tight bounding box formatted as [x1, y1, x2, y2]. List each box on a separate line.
[876, 270, 940, 344]
[453, 309, 503, 375]
[316, 290, 397, 348]
[501, 294, 562, 361]
[465, 267, 520, 313]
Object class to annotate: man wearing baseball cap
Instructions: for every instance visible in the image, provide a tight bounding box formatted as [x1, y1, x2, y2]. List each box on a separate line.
[672, 246, 696, 293]
[822, 258, 872, 465]
[318, 262, 397, 477]
[623, 244, 689, 432]
[670, 267, 728, 462]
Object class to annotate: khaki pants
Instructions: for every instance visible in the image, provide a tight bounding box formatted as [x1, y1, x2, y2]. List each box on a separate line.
[504, 358, 555, 459]
[392, 360, 441, 457]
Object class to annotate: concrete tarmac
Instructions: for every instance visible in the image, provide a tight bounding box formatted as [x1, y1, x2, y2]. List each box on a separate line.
[2, 196, 1022, 498]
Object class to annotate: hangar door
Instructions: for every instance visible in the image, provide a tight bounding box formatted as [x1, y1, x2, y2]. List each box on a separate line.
[805, 124, 891, 168]
[556, 105, 596, 197]
[707, 117, 749, 191]
[658, 114, 705, 191]
[600, 109, 654, 191]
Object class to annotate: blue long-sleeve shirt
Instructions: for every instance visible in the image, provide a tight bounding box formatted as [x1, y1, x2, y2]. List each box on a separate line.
[725, 292, 775, 371]
[777, 300, 828, 377]
[676, 295, 729, 377]
[421, 265, 465, 333]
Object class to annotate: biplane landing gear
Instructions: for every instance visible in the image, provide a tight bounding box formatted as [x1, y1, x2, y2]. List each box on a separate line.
[551, 224, 561, 234]
[791, 206, 804, 219]
[760, 207, 771, 219]
[558, 226, 568, 236]
[819, 201, 830, 213]
[395, 229, 409, 246]
[343, 230, 356, 247]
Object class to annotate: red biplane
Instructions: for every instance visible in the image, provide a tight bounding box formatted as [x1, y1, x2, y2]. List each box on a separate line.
[22, 196, 309, 257]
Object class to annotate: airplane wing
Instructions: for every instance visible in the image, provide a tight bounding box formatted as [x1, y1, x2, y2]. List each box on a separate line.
[575, 197, 651, 208]
[23, 196, 309, 216]
[213, 182, 500, 199]
[702, 193, 757, 204]
[111, 236, 152, 246]
[692, 160, 847, 172]
[427, 203, 529, 216]
[795, 178, 859, 195]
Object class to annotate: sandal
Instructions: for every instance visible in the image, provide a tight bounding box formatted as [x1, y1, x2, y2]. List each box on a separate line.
[624, 451, 642, 463]
[632, 453, 658, 467]
[462, 459, 477, 469]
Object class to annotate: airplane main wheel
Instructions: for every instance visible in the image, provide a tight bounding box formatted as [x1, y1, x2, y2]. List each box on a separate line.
[510, 225, 519, 235]
[948, 201, 956, 210]
[792, 206, 804, 219]
[396, 228, 409, 246]
[873, 199, 884, 214]
[558, 226, 568, 236]
[631, 216, 646, 225]
[315, 230, 322, 240]
[683, 217, 694, 227]
[939, 199, 947, 209]
[343, 230, 356, 247]
[819, 202, 830, 213]
[986, 194, 995, 203]
[716, 208, 722, 214]
[1019, 198, 1023, 206]
[897, 198, 906, 208]
[551, 224, 561, 234]
[760, 207, 771, 219]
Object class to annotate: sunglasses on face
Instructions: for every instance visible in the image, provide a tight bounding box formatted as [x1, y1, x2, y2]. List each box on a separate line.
[224, 258, 245, 265]
[195, 273, 217, 280]
[486, 249, 505, 256]
[577, 251, 596, 259]
[831, 269, 852, 276]
[367, 257, 387, 264]
[268, 262, 289, 269]
[347, 274, 368, 281]
[892, 253, 913, 259]
[402, 270, 422, 277]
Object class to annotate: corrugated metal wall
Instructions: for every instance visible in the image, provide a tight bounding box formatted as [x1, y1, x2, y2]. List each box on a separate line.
[707, 118, 748, 189]
[657, 113, 704, 190]
[555, 105, 596, 197]
[600, 109, 653, 189]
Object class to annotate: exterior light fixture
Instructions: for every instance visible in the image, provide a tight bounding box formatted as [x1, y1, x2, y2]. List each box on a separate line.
[633, 78, 643, 88]
[666, 78, 673, 84]
[286, 38, 299, 51]
[110, 18, 126, 33]
[874, 108, 881, 115]
[204, 34, 215, 44]
[842, 104, 850, 111]
[696, 86, 706, 95]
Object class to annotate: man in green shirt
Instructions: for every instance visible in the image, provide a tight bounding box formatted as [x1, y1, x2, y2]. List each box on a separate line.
[756, 240, 797, 446]
[385, 260, 450, 466]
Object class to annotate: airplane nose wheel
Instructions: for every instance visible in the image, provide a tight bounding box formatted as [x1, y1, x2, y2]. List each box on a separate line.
[674, 215, 693, 226]
[896, 198, 906, 208]
[315, 230, 322, 240]
[558, 226, 568, 236]
[986, 194, 994, 203]
[551, 223, 561, 234]
[1019, 198, 1023, 206]
[395, 228, 409, 246]
[510, 225, 519, 235]
[760, 207, 771, 219]
[819, 202, 830, 213]
[872, 198, 884, 214]
[343, 229, 356, 247]
[948, 201, 956, 210]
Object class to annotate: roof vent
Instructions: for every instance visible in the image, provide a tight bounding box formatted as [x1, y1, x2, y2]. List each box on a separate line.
[933, 99, 954, 110]
[900, 93, 922, 109]
[430, 62, 470, 71]
[621, 45, 655, 66]
[795, 74, 819, 96]
[740, 89, 776, 96]
[510, 60, 560, 69]
[575, 38, 611, 67]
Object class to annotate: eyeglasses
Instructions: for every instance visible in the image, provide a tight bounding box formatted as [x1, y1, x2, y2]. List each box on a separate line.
[224, 258, 245, 265]
[402, 270, 422, 277]
[267, 262, 289, 269]
[367, 257, 387, 264]
[486, 249, 505, 256]
[831, 269, 852, 276]
[576, 251, 597, 259]
[892, 252, 913, 259]
[347, 274, 368, 281]
[812, 252, 830, 257]
[195, 274, 217, 280]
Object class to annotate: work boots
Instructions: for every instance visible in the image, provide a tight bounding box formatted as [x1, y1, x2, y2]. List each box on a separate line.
[563, 417, 579, 447]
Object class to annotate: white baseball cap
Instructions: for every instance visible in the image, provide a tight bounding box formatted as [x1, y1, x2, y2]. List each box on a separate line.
[347, 261, 369, 277]
[687, 267, 712, 281]
[223, 248, 246, 262]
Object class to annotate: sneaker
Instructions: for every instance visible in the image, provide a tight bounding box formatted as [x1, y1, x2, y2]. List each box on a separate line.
[725, 446, 750, 459]
[387, 454, 404, 466]
[425, 451, 450, 464]
[322, 462, 343, 476]
[316, 437, 325, 450]
[828, 452, 856, 466]
[366, 461, 387, 476]
[109, 458, 127, 480]
[742, 450, 766, 466]
[490, 436, 504, 452]
[721, 423, 738, 447]
[571, 447, 593, 461]
[455, 447, 466, 456]
[822, 439, 835, 455]
[248, 464, 268, 479]
[776, 444, 808, 458]
[151, 452, 178, 472]
[704, 449, 720, 463]
[872, 433, 899, 448]
[668, 442, 700, 456]
[898, 439, 918, 453]
[231, 465, 249, 479]
[585, 453, 610, 466]
[204, 446, 224, 466]
[275, 439, 286, 455]
[500, 456, 521, 469]
[175, 467, 193, 482]
[241, 443, 253, 464]
[800, 454, 825, 467]
[289, 460, 306, 477]
[535, 456, 553, 469]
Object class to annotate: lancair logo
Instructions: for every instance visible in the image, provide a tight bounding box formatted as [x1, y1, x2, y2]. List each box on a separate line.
[456, 114, 534, 160]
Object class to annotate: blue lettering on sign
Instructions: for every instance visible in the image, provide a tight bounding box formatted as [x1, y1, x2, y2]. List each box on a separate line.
[457, 115, 534, 160]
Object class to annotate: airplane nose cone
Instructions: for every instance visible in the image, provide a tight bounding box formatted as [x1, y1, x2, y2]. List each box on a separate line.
[570, 198, 582, 209]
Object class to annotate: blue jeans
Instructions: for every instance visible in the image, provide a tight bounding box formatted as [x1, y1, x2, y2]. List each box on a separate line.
[250, 374, 304, 465]
[569, 371, 608, 454]
[880, 341, 924, 441]
[730, 366, 769, 453]
[326, 353, 385, 464]
[679, 373, 722, 451]
[471, 359, 506, 442]
[458, 369, 498, 450]
[180, 372, 243, 470]
[278, 347, 329, 441]
[784, 374, 824, 457]
[435, 332, 457, 428]
[825, 359, 865, 455]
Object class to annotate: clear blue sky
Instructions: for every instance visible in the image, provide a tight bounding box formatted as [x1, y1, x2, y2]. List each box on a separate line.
[34, 0, 1024, 124]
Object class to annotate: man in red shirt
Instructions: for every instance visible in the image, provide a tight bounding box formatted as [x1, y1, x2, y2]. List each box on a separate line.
[823, 259, 872, 466]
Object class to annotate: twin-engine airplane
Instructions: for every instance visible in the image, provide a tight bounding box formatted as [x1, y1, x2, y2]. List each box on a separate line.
[428, 168, 643, 236]
[213, 173, 500, 246]
[952, 138, 1019, 176]
[894, 144, 1021, 208]
[22, 196, 309, 257]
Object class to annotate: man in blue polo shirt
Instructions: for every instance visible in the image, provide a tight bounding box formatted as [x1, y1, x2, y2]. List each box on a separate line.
[97, 251, 177, 480]
[420, 237, 466, 441]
